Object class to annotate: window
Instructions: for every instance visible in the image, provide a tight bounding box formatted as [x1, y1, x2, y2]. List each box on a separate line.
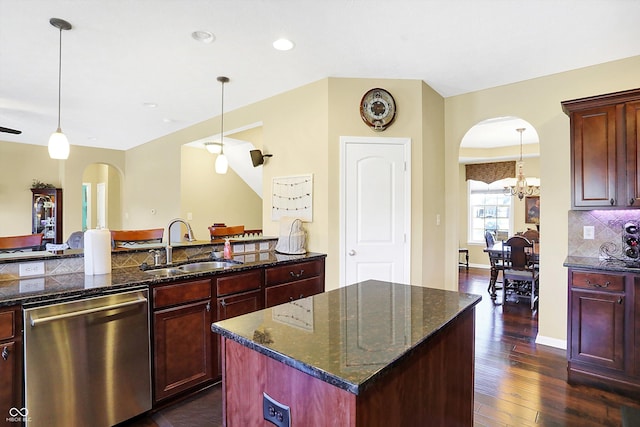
[468, 179, 513, 244]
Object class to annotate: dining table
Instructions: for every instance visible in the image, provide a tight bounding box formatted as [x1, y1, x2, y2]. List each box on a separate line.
[483, 240, 539, 299]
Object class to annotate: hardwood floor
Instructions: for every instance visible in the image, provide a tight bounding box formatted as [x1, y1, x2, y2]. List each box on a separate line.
[122, 268, 640, 427]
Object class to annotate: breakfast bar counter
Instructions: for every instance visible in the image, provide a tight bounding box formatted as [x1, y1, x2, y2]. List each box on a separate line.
[212, 279, 481, 426]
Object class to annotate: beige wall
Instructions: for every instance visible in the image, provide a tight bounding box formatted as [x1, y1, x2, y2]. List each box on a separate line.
[123, 77, 446, 291]
[445, 55, 640, 347]
[0, 140, 125, 240]
[180, 145, 262, 239]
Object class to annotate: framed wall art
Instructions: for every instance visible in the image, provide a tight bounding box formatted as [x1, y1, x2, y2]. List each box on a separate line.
[525, 196, 540, 224]
[271, 174, 313, 222]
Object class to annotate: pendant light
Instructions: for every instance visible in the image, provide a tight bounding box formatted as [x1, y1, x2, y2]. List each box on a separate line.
[48, 18, 72, 160]
[215, 76, 230, 174]
[504, 128, 540, 200]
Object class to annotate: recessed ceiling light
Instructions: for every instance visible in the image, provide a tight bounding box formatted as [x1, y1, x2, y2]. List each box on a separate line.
[273, 38, 294, 51]
[192, 30, 215, 44]
[143, 102, 158, 108]
[162, 118, 174, 123]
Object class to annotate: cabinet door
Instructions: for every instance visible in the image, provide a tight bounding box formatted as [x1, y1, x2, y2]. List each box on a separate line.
[0, 306, 22, 425]
[570, 289, 625, 371]
[214, 289, 263, 377]
[626, 100, 640, 206]
[571, 105, 618, 208]
[0, 341, 22, 427]
[153, 299, 213, 402]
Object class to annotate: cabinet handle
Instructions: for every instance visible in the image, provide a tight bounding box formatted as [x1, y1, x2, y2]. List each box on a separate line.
[618, 297, 624, 304]
[631, 198, 636, 206]
[206, 301, 211, 312]
[1, 346, 8, 361]
[290, 269, 304, 278]
[220, 299, 226, 307]
[610, 198, 615, 206]
[586, 279, 610, 288]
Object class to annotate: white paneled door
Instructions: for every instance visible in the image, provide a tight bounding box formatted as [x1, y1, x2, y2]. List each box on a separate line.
[341, 137, 411, 286]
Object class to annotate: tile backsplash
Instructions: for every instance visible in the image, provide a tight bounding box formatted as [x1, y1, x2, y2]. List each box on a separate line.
[568, 210, 640, 258]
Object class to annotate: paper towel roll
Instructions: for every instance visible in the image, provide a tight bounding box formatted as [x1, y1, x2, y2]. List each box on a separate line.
[84, 228, 112, 275]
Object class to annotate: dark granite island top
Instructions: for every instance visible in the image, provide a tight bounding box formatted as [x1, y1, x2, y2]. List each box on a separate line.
[212, 279, 481, 427]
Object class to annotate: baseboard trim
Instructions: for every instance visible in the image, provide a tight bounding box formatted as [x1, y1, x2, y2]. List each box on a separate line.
[535, 334, 567, 350]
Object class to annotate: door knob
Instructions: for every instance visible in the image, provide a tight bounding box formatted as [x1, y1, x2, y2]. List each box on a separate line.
[348, 250, 356, 256]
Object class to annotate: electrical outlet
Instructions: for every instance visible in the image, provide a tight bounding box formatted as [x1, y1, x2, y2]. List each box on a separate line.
[583, 226, 595, 240]
[19, 262, 45, 277]
[263, 392, 291, 427]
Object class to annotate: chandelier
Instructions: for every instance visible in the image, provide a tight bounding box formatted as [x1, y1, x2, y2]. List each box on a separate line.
[504, 128, 540, 200]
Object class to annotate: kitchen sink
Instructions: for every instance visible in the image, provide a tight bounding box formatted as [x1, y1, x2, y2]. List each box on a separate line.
[144, 268, 185, 277]
[144, 260, 240, 276]
[176, 261, 239, 273]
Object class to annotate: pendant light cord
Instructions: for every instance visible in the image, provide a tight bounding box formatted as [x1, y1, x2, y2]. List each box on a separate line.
[56, 27, 63, 130]
[220, 79, 225, 155]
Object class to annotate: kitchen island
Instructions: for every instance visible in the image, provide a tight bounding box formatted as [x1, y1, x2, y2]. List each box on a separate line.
[212, 279, 481, 427]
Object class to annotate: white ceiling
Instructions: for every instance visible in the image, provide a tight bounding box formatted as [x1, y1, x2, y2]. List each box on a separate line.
[2, 0, 640, 151]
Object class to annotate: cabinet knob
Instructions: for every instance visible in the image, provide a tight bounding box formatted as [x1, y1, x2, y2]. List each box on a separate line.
[1, 346, 8, 361]
[220, 299, 226, 307]
[610, 198, 615, 205]
[618, 297, 624, 305]
[631, 198, 636, 206]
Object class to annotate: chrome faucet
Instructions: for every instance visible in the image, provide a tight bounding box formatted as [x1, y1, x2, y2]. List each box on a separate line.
[165, 218, 196, 264]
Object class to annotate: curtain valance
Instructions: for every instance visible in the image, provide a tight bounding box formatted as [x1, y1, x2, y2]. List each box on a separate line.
[465, 161, 515, 184]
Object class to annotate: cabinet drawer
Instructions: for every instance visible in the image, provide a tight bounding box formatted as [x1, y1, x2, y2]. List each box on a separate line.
[215, 270, 263, 297]
[153, 279, 211, 309]
[217, 289, 263, 320]
[570, 271, 625, 292]
[0, 310, 15, 341]
[265, 277, 324, 308]
[265, 260, 323, 287]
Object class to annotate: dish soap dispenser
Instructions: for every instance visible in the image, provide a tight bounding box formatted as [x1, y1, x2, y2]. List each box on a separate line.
[223, 238, 232, 260]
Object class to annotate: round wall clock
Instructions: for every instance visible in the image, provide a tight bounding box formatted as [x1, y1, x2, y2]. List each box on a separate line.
[360, 88, 396, 131]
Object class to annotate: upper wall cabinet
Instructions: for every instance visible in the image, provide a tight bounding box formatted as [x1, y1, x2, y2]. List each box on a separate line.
[563, 89, 640, 209]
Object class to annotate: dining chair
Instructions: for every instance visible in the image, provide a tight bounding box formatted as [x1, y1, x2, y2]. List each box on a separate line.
[522, 228, 539, 242]
[0, 233, 44, 253]
[484, 230, 504, 299]
[501, 235, 539, 309]
[111, 228, 164, 248]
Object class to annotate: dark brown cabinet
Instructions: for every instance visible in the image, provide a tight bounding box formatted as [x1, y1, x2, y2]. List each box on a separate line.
[264, 258, 325, 308]
[0, 306, 22, 427]
[150, 256, 326, 402]
[563, 89, 640, 209]
[30, 188, 63, 244]
[152, 278, 213, 403]
[567, 268, 638, 395]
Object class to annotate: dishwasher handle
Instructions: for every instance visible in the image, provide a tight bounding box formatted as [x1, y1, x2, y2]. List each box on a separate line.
[30, 296, 147, 327]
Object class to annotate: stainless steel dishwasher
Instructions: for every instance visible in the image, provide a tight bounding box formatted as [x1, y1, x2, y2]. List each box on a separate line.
[23, 288, 152, 427]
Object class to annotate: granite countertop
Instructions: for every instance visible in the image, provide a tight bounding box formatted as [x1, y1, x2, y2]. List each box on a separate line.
[0, 252, 326, 308]
[211, 279, 481, 395]
[564, 255, 640, 273]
